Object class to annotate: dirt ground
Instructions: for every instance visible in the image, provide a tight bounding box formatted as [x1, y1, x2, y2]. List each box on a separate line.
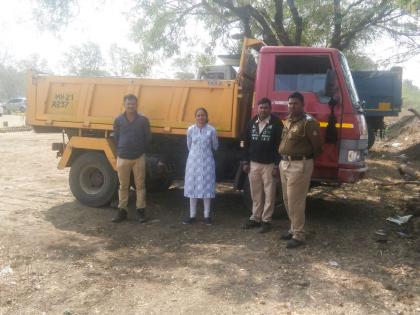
[0, 117, 419, 315]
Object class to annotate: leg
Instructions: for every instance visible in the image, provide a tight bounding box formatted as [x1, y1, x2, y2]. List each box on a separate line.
[261, 163, 276, 222]
[286, 159, 314, 241]
[132, 155, 146, 209]
[189, 198, 198, 218]
[203, 198, 212, 225]
[114, 157, 133, 222]
[183, 198, 197, 224]
[280, 161, 293, 235]
[117, 157, 133, 210]
[249, 162, 264, 222]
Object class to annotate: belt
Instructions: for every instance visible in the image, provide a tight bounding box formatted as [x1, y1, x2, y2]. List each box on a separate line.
[282, 155, 313, 161]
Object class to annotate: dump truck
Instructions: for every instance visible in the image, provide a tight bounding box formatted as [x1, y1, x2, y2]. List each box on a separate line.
[351, 67, 403, 148]
[26, 38, 368, 207]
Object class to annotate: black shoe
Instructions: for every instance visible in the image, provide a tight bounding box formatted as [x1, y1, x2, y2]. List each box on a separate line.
[136, 208, 147, 223]
[281, 232, 294, 240]
[258, 222, 271, 233]
[242, 219, 261, 229]
[112, 209, 127, 223]
[204, 217, 212, 226]
[286, 238, 304, 249]
[182, 217, 196, 224]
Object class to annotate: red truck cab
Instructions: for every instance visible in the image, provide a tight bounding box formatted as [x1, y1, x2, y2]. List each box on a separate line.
[254, 46, 368, 183]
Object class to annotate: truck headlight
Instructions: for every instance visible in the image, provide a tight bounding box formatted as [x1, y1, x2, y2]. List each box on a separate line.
[347, 150, 361, 162]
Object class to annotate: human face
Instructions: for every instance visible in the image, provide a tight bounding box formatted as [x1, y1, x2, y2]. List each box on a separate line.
[288, 97, 304, 117]
[124, 98, 137, 114]
[195, 109, 207, 126]
[257, 102, 271, 120]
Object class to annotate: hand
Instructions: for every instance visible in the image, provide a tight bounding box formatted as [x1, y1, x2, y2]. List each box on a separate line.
[272, 167, 279, 178]
[242, 163, 250, 174]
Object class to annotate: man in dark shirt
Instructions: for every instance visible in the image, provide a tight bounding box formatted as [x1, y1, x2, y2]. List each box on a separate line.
[241, 98, 282, 233]
[112, 94, 151, 223]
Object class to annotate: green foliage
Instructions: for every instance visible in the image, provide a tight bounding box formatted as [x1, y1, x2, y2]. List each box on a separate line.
[402, 79, 420, 110]
[31, 0, 419, 76]
[0, 64, 25, 101]
[0, 53, 49, 101]
[33, 0, 78, 32]
[108, 44, 151, 77]
[63, 42, 108, 76]
[345, 51, 378, 71]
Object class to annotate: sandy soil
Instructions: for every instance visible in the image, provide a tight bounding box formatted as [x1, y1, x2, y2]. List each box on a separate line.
[0, 119, 419, 315]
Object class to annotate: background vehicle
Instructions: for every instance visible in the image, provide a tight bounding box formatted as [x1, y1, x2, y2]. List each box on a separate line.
[351, 68, 403, 148]
[4, 97, 27, 114]
[26, 38, 368, 207]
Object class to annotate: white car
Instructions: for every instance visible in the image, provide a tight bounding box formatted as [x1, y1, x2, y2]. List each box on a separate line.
[0, 103, 4, 116]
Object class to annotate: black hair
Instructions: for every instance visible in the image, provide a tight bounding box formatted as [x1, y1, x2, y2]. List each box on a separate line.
[195, 107, 209, 123]
[257, 97, 272, 108]
[288, 91, 304, 104]
[123, 94, 138, 103]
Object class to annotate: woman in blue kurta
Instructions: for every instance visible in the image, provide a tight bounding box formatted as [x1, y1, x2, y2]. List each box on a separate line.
[183, 108, 219, 225]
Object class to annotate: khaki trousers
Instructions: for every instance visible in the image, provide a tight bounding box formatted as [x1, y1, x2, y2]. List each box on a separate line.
[117, 155, 146, 210]
[249, 161, 276, 222]
[279, 159, 313, 241]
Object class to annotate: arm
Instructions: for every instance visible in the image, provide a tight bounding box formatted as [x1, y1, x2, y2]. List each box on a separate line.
[273, 119, 283, 164]
[113, 118, 120, 146]
[241, 120, 252, 163]
[187, 127, 192, 151]
[143, 117, 152, 146]
[211, 127, 219, 151]
[306, 120, 323, 158]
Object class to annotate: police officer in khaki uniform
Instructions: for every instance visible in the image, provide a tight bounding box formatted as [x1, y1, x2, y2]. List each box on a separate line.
[279, 91, 323, 248]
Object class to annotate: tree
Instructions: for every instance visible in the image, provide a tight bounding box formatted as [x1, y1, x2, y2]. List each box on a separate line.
[130, 0, 420, 60]
[0, 52, 49, 101]
[63, 42, 108, 76]
[402, 79, 420, 110]
[172, 52, 216, 79]
[0, 64, 25, 101]
[108, 44, 151, 77]
[34, 0, 420, 66]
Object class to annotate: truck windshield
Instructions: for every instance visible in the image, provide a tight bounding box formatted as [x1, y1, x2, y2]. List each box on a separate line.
[274, 55, 332, 101]
[339, 52, 361, 110]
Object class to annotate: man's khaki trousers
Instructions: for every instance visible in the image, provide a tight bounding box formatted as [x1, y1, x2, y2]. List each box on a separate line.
[279, 159, 313, 241]
[117, 155, 146, 210]
[249, 161, 276, 223]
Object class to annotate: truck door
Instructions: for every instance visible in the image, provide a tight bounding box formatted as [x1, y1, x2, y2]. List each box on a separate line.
[262, 52, 343, 180]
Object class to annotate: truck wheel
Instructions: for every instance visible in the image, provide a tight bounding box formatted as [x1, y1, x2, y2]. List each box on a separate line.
[368, 128, 376, 149]
[69, 152, 118, 207]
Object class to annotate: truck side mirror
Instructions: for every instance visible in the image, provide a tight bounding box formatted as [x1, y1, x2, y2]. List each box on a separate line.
[325, 69, 337, 98]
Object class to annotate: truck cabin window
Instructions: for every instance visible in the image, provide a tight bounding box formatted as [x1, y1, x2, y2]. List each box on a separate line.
[274, 55, 332, 101]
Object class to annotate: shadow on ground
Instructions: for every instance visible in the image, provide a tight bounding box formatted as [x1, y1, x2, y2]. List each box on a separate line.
[42, 186, 419, 311]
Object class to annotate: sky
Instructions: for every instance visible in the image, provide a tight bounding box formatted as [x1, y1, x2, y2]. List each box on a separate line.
[0, 0, 419, 87]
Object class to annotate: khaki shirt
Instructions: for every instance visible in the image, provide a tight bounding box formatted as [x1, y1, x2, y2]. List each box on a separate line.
[278, 113, 323, 158]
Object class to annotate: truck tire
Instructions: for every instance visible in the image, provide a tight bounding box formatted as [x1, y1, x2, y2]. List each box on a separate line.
[69, 152, 118, 207]
[368, 128, 376, 150]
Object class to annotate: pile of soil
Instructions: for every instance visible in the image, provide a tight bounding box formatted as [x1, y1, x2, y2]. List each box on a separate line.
[383, 111, 420, 160]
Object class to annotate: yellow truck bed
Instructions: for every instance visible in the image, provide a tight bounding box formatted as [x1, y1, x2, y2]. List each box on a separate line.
[26, 73, 250, 138]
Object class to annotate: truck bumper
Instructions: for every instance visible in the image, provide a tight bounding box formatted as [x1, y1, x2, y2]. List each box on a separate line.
[338, 166, 368, 183]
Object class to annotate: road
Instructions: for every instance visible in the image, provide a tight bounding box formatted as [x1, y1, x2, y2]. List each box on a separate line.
[0, 131, 418, 315]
